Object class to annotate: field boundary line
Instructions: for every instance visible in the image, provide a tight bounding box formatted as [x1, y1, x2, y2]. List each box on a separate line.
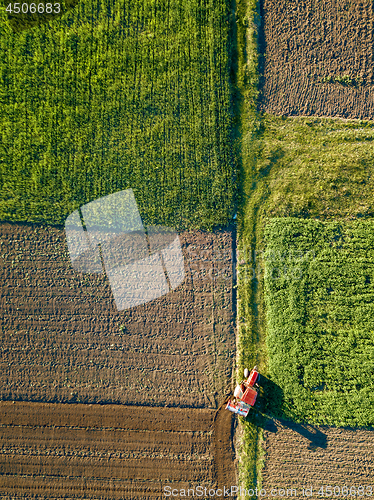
[234, 0, 267, 496]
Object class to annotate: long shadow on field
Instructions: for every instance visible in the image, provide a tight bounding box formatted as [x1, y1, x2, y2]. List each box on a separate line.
[266, 419, 328, 451]
[243, 375, 283, 425]
[252, 376, 328, 450]
[258, 375, 284, 415]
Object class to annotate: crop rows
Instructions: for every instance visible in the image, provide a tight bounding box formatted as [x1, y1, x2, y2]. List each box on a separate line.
[264, 218, 374, 426]
[261, 418, 374, 498]
[260, 0, 374, 120]
[0, 0, 235, 230]
[0, 402, 225, 499]
[0, 222, 235, 408]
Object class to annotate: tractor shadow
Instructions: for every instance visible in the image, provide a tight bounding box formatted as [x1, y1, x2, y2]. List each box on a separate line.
[257, 375, 284, 415]
[263, 419, 328, 450]
[250, 375, 327, 450]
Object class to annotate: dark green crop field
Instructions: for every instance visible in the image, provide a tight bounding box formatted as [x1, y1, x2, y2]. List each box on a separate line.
[264, 217, 374, 427]
[0, 0, 235, 229]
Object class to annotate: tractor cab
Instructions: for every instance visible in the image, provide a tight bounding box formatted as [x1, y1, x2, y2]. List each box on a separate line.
[225, 366, 260, 417]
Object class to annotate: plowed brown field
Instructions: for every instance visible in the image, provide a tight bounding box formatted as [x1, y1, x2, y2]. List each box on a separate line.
[261, 419, 374, 498]
[0, 222, 237, 497]
[0, 401, 236, 499]
[0, 223, 235, 408]
[260, 0, 374, 119]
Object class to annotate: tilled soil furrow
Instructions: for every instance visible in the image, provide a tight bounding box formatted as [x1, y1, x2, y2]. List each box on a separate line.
[0, 477, 212, 500]
[0, 222, 237, 497]
[0, 427, 211, 454]
[213, 404, 236, 487]
[0, 456, 214, 480]
[260, 0, 374, 119]
[261, 419, 374, 496]
[0, 224, 235, 408]
[0, 402, 215, 432]
[0, 400, 236, 498]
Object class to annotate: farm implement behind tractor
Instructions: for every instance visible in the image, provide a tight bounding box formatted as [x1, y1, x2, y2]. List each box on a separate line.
[225, 366, 260, 417]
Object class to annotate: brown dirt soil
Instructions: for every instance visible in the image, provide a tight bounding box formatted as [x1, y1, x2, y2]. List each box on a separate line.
[261, 418, 374, 498]
[0, 222, 235, 408]
[260, 0, 374, 119]
[0, 401, 237, 499]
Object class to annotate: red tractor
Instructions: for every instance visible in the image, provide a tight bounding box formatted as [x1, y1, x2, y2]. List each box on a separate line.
[225, 366, 260, 417]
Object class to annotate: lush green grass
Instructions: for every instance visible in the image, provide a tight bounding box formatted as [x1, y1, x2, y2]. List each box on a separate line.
[0, 0, 235, 229]
[264, 217, 374, 427]
[240, 115, 374, 377]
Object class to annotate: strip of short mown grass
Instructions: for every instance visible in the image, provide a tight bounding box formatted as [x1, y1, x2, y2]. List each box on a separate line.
[252, 115, 374, 226]
[234, 0, 264, 496]
[264, 217, 374, 427]
[0, 0, 235, 230]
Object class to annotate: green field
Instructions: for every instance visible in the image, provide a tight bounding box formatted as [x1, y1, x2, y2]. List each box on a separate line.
[238, 116, 374, 353]
[264, 218, 374, 427]
[238, 115, 374, 423]
[0, 0, 235, 229]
